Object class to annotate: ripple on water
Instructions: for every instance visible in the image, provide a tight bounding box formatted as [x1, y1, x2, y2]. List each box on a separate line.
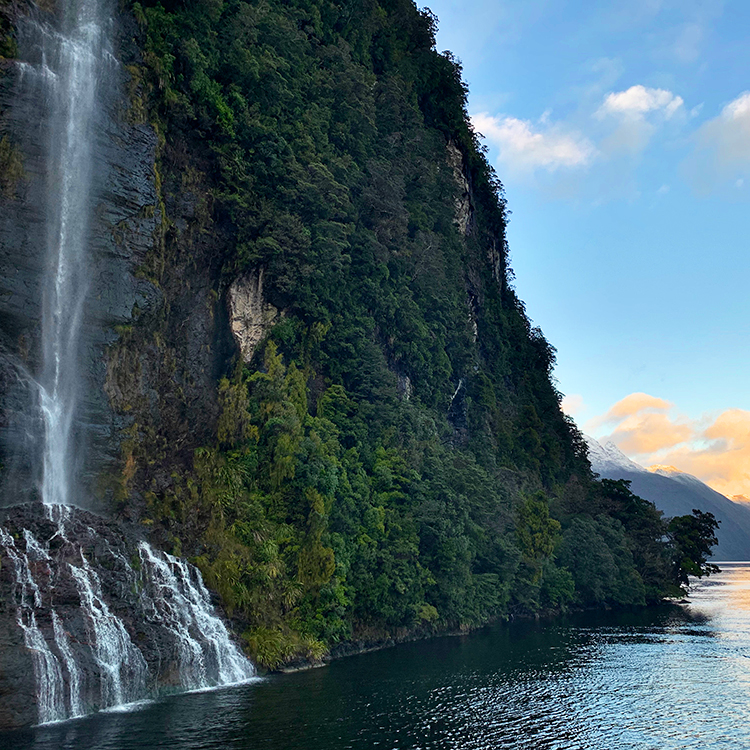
[7, 564, 750, 750]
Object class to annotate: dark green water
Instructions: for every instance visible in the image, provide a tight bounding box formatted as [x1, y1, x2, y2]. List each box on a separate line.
[7, 563, 750, 750]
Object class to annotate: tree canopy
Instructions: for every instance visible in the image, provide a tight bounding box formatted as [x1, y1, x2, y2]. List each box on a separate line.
[109, 0, 721, 667]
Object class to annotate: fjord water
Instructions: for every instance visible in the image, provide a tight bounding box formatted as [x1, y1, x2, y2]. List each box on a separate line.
[7, 563, 750, 750]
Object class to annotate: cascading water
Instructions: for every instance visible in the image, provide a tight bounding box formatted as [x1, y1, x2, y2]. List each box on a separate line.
[0, 2, 256, 727]
[137, 543, 255, 688]
[35, 0, 107, 507]
[0, 507, 256, 726]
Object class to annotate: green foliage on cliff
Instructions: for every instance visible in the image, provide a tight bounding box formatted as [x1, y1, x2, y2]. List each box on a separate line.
[119, 0, 717, 666]
[0, 0, 16, 60]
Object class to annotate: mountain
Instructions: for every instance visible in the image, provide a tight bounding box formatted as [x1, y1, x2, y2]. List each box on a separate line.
[0, 0, 718, 704]
[586, 436, 750, 560]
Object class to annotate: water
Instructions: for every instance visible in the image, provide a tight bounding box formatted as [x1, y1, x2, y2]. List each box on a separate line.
[4, 563, 750, 748]
[10, 0, 109, 506]
[37, 0, 107, 506]
[136, 543, 255, 688]
[69, 555, 150, 708]
[0, 508, 255, 725]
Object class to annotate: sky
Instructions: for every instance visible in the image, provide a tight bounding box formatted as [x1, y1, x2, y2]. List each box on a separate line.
[426, 0, 750, 499]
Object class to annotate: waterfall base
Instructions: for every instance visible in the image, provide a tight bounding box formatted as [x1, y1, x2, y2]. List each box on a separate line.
[0, 503, 255, 730]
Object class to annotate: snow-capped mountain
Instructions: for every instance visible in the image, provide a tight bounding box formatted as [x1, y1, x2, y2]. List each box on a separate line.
[584, 437, 643, 474]
[585, 435, 750, 561]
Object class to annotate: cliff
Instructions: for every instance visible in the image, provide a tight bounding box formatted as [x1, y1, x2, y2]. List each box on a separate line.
[0, 0, 713, 686]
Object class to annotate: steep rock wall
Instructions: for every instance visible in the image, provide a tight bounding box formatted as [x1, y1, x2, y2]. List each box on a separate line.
[0, 4, 159, 508]
[228, 268, 282, 364]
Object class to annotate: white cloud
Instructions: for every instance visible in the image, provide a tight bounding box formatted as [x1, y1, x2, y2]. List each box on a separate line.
[472, 112, 596, 174]
[597, 85, 684, 120]
[561, 394, 585, 417]
[595, 85, 684, 156]
[686, 92, 750, 188]
[700, 91, 750, 166]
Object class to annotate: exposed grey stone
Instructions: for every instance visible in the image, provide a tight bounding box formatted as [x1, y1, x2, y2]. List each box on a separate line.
[446, 139, 472, 236]
[228, 268, 282, 364]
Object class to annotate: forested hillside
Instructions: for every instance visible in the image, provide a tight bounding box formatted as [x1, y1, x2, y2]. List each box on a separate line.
[94, 0, 715, 668]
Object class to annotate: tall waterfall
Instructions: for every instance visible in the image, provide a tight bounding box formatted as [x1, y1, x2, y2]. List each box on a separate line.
[12, 0, 108, 506]
[0, 2, 256, 728]
[37, 0, 107, 507]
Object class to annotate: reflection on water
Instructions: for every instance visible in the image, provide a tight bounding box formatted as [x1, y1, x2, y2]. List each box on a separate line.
[7, 564, 750, 750]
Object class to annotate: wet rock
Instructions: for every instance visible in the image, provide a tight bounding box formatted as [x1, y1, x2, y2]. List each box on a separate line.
[0, 503, 253, 730]
[0, 598, 37, 731]
[446, 140, 472, 236]
[396, 373, 413, 401]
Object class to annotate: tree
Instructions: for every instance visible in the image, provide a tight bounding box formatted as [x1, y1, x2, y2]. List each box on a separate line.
[668, 509, 720, 588]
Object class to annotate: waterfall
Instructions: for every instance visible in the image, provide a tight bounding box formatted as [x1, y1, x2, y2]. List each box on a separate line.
[137, 543, 255, 688]
[0, 1, 256, 728]
[0, 526, 67, 723]
[70, 555, 149, 707]
[51, 610, 84, 718]
[13, 0, 108, 506]
[37, 0, 108, 507]
[0, 508, 256, 725]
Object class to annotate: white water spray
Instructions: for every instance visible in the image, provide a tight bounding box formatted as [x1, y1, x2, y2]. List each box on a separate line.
[30, 0, 108, 506]
[0, 1, 256, 726]
[70, 554, 149, 707]
[138, 542, 255, 688]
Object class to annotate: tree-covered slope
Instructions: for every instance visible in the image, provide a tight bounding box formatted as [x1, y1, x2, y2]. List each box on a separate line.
[98, 0, 715, 668]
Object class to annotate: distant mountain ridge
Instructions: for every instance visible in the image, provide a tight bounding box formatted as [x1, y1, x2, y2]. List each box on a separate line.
[585, 436, 750, 561]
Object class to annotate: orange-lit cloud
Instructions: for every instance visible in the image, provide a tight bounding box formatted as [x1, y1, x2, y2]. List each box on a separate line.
[591, 392, 673, 423]
[587, 394, 750, 500]
[613, 412, 693, 455]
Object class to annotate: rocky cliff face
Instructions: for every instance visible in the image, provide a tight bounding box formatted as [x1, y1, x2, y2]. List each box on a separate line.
[228, 269, 282, 364]
[446, 139, 472, 237]
[0, 0, 605, 717]
[0, 5, 159, 508]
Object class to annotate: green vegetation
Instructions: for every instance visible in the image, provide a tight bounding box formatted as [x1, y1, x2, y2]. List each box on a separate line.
[0, 135, 24, 198]
[0, 0, 17, 60]
[669, 509, 720, 587]
[116, 0, 719, 667]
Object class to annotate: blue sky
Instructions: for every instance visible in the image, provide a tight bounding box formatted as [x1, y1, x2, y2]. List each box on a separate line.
[426, 0, 750, 497]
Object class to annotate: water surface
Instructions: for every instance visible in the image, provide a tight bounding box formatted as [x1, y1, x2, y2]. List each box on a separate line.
[8, 563, 750, 749]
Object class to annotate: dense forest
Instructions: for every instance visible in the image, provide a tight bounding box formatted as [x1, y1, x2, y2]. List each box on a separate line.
[1, 0, 716, 670]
